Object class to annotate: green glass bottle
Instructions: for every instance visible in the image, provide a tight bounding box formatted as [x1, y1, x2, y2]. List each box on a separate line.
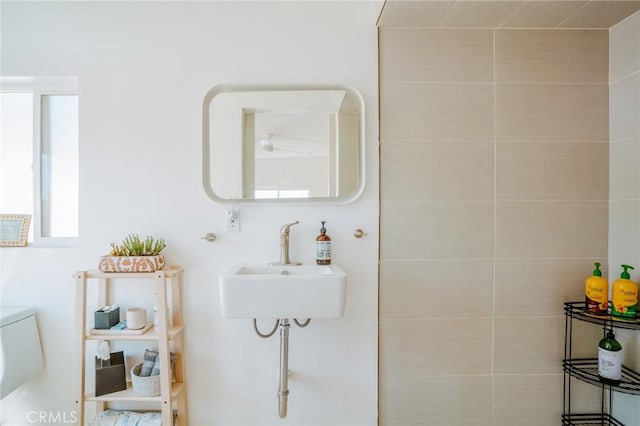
[598, 330, 623, 385]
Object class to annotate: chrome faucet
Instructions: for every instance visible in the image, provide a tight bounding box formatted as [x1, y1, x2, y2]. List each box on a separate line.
[274, 221, 301, 265]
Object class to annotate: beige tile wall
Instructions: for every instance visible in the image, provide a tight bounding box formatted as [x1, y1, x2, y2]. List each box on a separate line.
[380, 27, 609, 425]
[609, 11, 640, 424]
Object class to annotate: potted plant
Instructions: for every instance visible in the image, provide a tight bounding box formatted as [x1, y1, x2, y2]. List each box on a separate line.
[98, 234, 167, 272]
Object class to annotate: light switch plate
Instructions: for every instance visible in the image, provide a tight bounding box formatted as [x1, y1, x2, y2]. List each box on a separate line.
[226, 209, 240, 232]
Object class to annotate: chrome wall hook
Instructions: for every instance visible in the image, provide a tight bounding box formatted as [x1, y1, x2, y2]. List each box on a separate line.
[353, 229, 367, 239]
[201, 233, 216, 242]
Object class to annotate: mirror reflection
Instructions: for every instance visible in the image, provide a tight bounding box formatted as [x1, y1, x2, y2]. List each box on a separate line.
[203, 85, 364, 202]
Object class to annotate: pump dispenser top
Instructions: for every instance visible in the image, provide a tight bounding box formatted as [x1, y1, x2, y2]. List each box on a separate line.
[593, 262, 602, 277]
[620, 264, 634, 279]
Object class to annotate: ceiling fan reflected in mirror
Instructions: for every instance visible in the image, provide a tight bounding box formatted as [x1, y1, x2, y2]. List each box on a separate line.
[257, 133, 313, 156]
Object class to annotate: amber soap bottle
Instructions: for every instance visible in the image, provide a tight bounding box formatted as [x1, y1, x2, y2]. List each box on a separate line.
[316, 221, 331, 265]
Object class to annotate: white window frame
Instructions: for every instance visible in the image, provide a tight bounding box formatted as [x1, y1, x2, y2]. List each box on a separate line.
[1, 76, 79, 247]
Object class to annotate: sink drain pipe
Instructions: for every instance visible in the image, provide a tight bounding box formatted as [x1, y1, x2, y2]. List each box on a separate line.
[278, 319, 290, 418]
[253, 318, 312, 418]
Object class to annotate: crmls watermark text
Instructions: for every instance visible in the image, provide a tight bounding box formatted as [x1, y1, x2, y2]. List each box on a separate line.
[26, 411, 77, 424]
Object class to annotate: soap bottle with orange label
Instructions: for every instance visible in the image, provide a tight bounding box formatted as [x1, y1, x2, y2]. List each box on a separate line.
[611, 264, 638, 321]
[585, 262, 608, 317]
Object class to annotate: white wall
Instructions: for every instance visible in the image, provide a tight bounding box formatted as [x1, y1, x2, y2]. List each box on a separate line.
[609, 10, 640, 424]
[0, 2, 380, 424]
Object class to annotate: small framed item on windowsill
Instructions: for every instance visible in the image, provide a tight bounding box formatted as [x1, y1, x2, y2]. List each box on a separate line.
[0, 214, 31, 247]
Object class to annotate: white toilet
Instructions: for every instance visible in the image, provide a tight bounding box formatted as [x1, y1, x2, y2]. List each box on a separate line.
[0, 307, 44, 399]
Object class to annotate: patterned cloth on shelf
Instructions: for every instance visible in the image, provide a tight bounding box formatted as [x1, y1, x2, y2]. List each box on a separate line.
[89, 410, 162, 426]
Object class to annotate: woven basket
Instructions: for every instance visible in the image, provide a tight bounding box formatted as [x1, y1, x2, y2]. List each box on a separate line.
[130, 363, 161, 397]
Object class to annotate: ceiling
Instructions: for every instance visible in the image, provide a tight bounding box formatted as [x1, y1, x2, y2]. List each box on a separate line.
[378, 0, 640, 28]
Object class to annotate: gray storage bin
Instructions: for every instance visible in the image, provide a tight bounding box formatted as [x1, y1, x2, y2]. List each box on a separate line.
[94, 307, 120, 329]
[95, 351, 126, 396]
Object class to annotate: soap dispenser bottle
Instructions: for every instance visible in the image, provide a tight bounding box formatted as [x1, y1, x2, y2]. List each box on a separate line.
[612, 264, 638, 321]
[585, 262, 608, 317]
[598, 329, 623, 385]
[316, 221, 331, 265]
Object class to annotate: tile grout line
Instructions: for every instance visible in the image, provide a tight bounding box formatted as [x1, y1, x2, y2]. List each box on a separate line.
[381, 138, 610, 143]
[382, 80, 608, 86]
[609, 68, 640, 85]
[434, 2, 456, 28]
[381, 199, 610, 203]
[491, 27, 497, 426]
[382, 25, 610, 31]
[555, 0, 591, 28]
[380, 256, 613, 262]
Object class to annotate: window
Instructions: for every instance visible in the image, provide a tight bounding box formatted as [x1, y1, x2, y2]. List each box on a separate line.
[0, 77, 78, 245]
[254, 189, 310, 199]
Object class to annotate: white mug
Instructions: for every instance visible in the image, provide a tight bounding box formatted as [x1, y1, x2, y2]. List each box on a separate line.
[126, 307, 147, 330]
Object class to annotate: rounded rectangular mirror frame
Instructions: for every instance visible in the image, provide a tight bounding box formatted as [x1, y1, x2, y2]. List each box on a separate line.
[202, 83, 365, 204]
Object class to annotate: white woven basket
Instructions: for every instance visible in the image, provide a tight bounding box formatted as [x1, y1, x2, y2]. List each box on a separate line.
[130, 363, 161, 397]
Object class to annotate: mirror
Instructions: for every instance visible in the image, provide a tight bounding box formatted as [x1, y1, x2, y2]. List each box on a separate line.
[203, 84, 364, 203]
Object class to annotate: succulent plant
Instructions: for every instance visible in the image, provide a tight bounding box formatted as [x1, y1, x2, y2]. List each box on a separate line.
[109, 234, 166, 256]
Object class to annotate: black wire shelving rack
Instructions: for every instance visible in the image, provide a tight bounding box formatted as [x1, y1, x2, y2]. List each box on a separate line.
[563, 301, 640, 426]
[561, 413, 626, 426]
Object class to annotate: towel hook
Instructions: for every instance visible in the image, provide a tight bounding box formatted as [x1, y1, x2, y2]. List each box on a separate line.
[201, 233, 216, 242]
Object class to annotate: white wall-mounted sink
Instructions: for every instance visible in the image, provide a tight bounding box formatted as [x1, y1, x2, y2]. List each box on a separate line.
[219, 263, 347, 319]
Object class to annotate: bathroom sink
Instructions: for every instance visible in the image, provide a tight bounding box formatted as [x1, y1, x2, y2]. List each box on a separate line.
[219, 264, 346, 319]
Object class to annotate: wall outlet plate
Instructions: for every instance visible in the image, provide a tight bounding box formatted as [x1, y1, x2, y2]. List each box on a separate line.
[226, 209, 240, 232]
